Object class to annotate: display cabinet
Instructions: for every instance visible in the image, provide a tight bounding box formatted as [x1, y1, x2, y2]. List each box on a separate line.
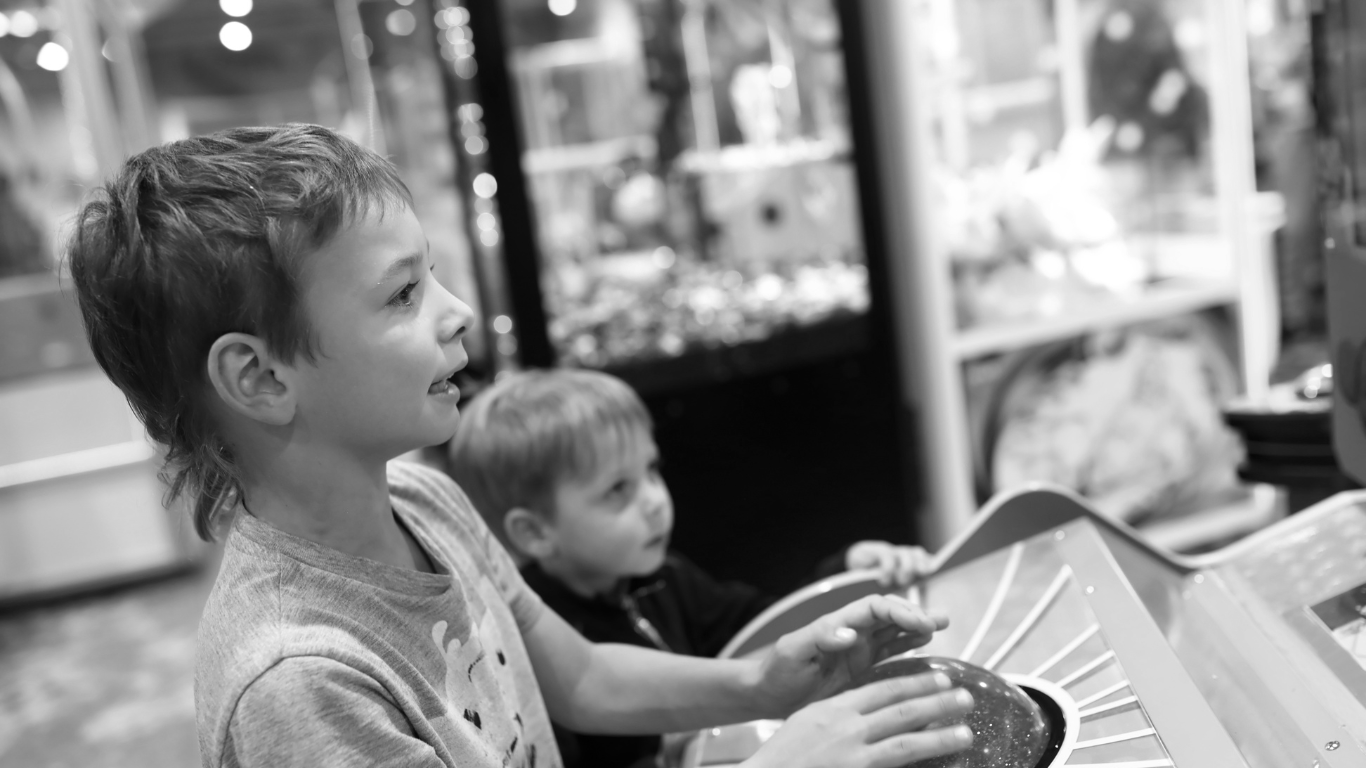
[461, 0, 888, 393]
[859, 0, 1280, 546]
[442, 0, 920, 593]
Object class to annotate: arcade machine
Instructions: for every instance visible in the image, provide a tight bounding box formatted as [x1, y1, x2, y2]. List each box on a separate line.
[679, 0, 1366, 765]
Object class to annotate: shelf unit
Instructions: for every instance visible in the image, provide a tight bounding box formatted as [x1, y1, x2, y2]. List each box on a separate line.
[859, 0, 1279, 549]
[952, 277, 1238, 360]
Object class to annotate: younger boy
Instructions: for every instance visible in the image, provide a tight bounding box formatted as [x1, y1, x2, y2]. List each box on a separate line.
[449, 368, 932, 768]
[67, 124, 973, 768]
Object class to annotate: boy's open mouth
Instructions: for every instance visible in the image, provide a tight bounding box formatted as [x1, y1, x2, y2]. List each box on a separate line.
[428, 371, 460, 395]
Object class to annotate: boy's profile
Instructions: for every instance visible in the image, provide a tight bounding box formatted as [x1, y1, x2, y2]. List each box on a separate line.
[66, 124, 974, 768]
[449, 368, 932, 768]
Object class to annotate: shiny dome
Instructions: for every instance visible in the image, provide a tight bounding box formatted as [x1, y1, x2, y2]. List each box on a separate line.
[852, 656, 1054, 768]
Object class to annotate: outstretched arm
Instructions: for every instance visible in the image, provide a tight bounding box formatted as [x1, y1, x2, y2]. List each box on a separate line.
[522, 594, 974, 768]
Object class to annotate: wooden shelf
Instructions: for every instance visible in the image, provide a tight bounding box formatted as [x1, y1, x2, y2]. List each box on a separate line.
[953, 278, 1238, 360]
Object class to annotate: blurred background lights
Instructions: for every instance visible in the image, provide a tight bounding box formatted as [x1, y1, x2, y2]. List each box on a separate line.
[769, 64, 793, 89]
[0, 14, 10, 38]
[219, 0, 252, 18]
[438, 7, 469, 28]
[476, 213, 497, 231]
[35, 42, 68, 72]
[472, 173, 497, 198]
[548, 0, 576, 17]
[219, 21, 252, 51]
[351, 32, 373, 59]
[492, 315, 513, 334]
[9, 10, 38, 37]
[385, 9, 416, 36]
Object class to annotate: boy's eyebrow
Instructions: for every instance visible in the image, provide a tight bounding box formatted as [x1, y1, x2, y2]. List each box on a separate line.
[376, 253, 424, 285]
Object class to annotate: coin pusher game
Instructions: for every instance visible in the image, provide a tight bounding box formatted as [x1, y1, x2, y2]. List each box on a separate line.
[679, 0, 1366, 763]
[685, 484, 1366, 768]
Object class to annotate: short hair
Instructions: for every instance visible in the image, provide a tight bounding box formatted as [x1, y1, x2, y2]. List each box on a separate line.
[66, 124, 412, 541]
[448, 368, 653, 551]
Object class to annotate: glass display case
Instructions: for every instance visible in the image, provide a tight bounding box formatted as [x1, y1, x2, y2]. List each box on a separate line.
[467, 0, 882, 391]
[858, 0, 1278, 545]
[446, 0, 918, 594]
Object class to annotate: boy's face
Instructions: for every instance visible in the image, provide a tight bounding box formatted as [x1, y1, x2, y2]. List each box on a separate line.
[289, 204, 473, 458]
[542, 425, 674, 594]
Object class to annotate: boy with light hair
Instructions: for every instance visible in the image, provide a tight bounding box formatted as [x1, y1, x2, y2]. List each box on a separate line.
[450, 368, 934, 768]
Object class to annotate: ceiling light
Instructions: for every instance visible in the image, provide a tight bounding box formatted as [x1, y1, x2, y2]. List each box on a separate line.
[219, 21, 252, 51]
[36, 42, 69, 71]
[220, 0, 252, 18]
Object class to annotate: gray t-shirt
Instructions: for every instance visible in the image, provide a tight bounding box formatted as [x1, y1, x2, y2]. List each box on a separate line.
[195, 460, 560, 768]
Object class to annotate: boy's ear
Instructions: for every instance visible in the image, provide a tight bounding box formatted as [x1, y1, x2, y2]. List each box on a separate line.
[206, 333, 296, 426]
[505, 507, 555, 560]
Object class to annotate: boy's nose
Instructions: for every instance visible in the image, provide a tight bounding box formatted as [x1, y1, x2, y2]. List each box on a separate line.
[642, 477, 672, 516]
[435, 283, 473, 343]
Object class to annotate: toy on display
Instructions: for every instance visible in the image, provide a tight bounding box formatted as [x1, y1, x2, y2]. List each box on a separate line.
[499, 0, 870, 370]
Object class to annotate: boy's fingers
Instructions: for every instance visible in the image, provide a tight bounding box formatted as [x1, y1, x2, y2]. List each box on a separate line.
[787, 596, 948, 659]
[838, 594, 946, 635]
[872, 632, 931, 662]
[865, 725, 974, 768]
[876, 550, 897, 585]
[912, 547, 934, 578]
[893, 550, 917, 586]
[838, 673, 951, 714]
[862, 687, 975, 742]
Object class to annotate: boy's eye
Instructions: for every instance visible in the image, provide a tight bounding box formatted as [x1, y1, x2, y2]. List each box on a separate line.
[389, 276, 422, 307]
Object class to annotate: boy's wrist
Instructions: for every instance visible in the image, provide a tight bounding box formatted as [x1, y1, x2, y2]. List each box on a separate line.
[740, 656, 802, 722]
[736, 658, 781, 720]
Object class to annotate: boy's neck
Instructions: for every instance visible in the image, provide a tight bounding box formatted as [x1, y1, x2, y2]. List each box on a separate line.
[538, 558, 626, 600]
[239, 445, 430, 572]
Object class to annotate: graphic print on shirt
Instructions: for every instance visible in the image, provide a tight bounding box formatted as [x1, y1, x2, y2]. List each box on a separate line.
[432, 577, 535, 768]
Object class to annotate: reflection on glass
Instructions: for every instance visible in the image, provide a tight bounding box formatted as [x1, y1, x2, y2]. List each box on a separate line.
[498, 0, 869, 369]
[925, 0, 1227, 332]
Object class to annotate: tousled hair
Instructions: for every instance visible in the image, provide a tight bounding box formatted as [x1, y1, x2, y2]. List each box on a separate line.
[447, 369, 653, 554]
[66, 123, 412, 541]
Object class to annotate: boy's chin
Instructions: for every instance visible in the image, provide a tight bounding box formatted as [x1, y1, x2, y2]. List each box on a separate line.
[631, 547, 669, 575]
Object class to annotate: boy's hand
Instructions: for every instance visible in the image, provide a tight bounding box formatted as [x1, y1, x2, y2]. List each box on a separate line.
[752, 594, 948, 714]
[845, 541, 933, 587]
[744, 673, 974, 768]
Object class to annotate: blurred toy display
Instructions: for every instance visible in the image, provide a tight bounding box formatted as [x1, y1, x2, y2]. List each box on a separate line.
[546, 245, 867, 368]
[942, 119, 1157, 330]
[504, 0, 868, 370]
[988, 314, 1245, 524]
[934, 0, 1233, 335]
